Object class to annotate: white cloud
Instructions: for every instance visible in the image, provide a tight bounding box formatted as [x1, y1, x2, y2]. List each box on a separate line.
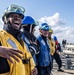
[38, 13, 66, 27]
[36, 13, 74, 43]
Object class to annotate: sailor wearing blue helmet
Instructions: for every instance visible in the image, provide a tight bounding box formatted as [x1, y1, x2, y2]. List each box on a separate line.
[36, 23, 51, 75]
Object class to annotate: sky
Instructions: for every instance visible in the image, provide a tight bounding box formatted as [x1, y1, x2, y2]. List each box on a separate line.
[0, 0, 74, 43]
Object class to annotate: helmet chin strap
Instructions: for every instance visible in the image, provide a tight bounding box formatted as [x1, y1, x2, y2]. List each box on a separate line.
[3, 16, 8, 24]
[29, 24, 32, 33]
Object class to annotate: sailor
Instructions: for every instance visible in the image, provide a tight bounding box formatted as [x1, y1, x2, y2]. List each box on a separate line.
[48, 28, 55, 72]
[36, 23, 51, 75]
[0, 4, 37, 75]
[22, 16, 39, 65]
[53, 36, 64, 72]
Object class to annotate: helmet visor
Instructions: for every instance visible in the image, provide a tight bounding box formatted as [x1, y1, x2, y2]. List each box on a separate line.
[39, 25, 49, 31]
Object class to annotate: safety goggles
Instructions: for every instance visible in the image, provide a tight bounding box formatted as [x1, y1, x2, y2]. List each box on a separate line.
[5, 4, 25, 15]
[22, 21, 39, 26]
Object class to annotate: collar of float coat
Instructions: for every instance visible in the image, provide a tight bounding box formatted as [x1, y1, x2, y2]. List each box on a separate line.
[3, 24, 22, 42]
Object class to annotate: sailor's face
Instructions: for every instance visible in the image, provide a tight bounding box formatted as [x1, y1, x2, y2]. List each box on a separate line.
[48, 32, 52, 37]
[40, 29, 49, 37]
[8, 14, 22, 30]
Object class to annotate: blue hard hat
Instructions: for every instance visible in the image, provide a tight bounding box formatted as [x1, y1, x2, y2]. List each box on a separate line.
[22, 16, 36, 25]
[53, 36, 57, 41]
[39, 23, 50, 31]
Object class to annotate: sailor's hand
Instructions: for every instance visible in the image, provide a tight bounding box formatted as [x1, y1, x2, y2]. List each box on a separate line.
[0, 46, 23, 63]
[56, 50, 60, 55]
[31, 67, 38, 75]
[30, 40, 37, 45]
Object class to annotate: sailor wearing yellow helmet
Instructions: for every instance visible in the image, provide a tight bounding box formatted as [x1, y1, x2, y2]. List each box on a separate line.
[48, 28, 55, 72]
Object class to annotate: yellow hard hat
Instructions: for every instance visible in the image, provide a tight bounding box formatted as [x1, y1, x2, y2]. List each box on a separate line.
[49, 29, 53, 33]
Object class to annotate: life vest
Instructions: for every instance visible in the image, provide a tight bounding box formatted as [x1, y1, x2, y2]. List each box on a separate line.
[37, 35, 51, 67]
[0, 30, 35, 75]
[49, 39, 55, 55]
[22, 32, 39, 65]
